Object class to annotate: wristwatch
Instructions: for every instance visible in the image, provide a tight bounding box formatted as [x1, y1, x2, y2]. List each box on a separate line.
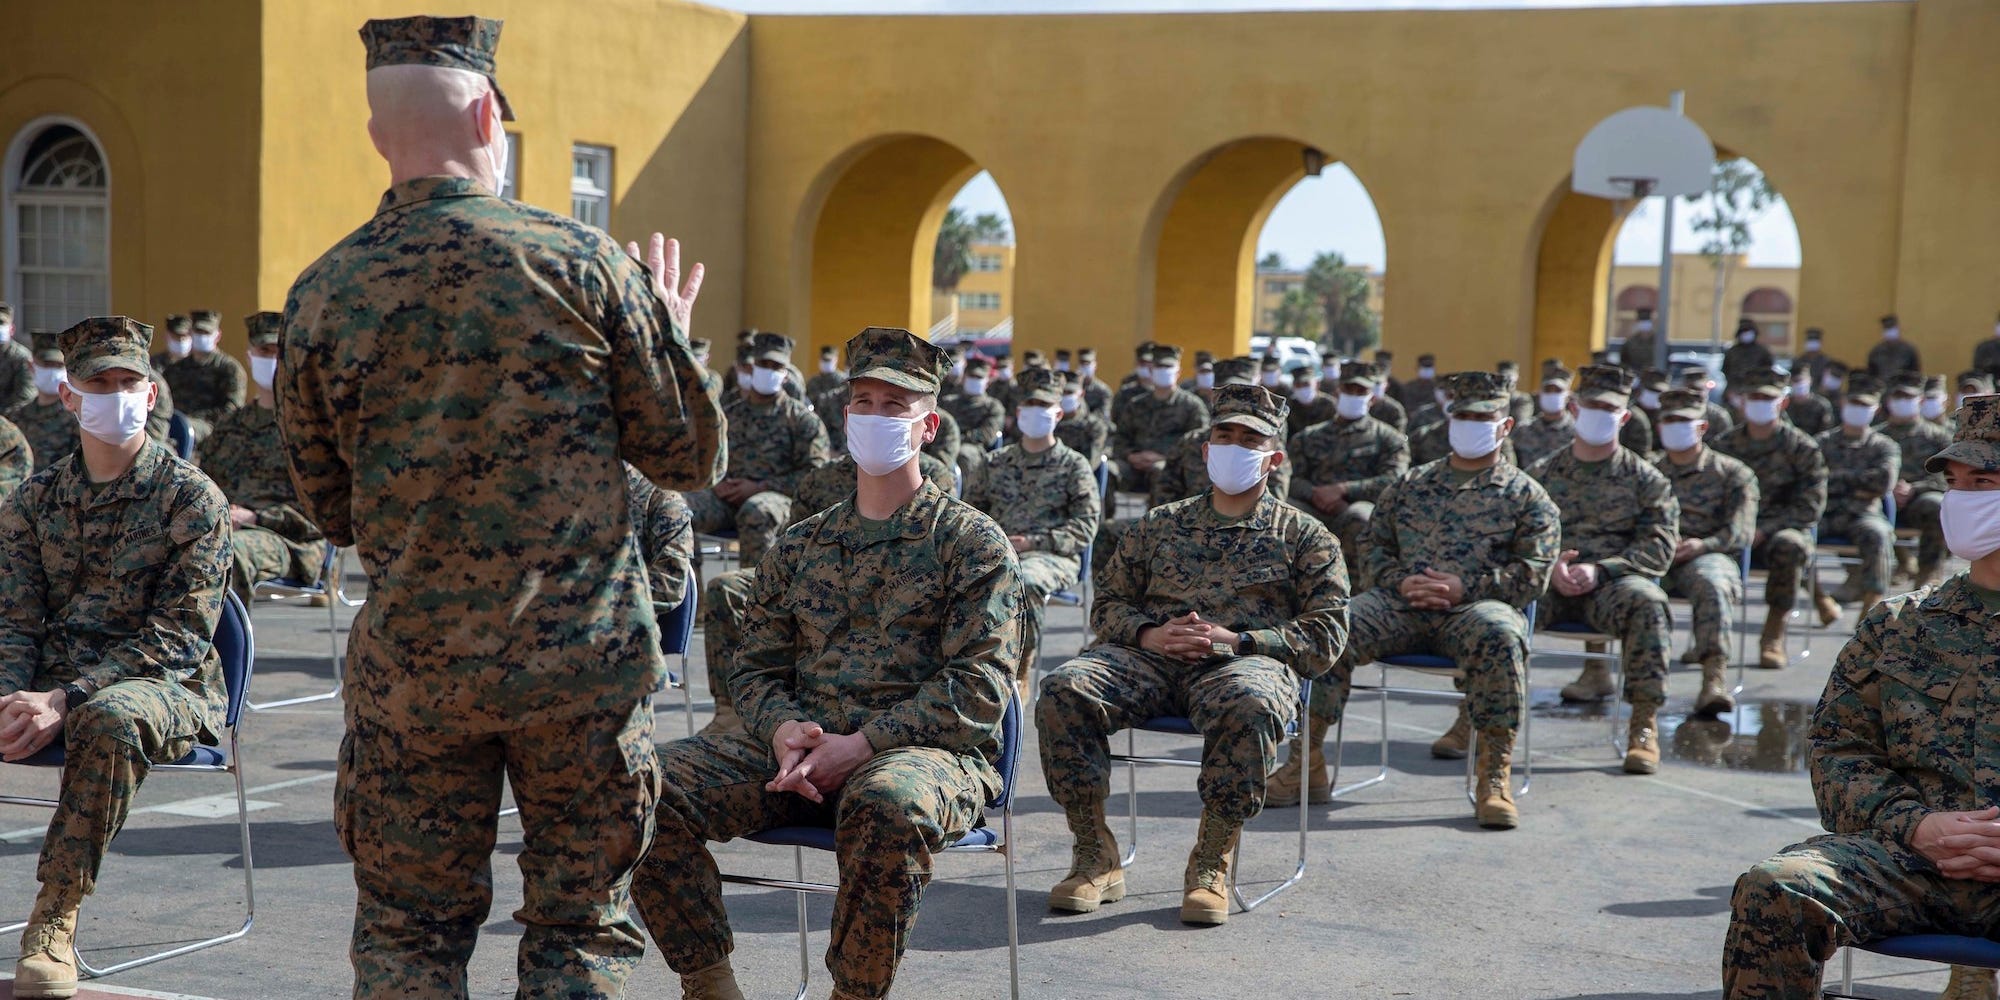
[61, 682, 91, 710]
[1237, 633, 1255, 657]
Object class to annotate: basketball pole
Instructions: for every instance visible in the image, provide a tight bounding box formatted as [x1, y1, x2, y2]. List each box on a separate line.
[1653, 90, 1685, 373]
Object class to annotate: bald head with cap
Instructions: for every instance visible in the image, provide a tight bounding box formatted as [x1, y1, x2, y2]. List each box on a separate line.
[360, 16, 513, 192]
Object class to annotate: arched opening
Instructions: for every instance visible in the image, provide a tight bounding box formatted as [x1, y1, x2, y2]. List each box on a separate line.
[1141, 137, 1381, 362]
[930, 171, 1015, 351]
[1740, 286, 1795, 344]
[6, 120, 109, 333]
[1253, 163, 1387, 364]
[1614, 284, 1659, 341]
[793, 134, 987, 352]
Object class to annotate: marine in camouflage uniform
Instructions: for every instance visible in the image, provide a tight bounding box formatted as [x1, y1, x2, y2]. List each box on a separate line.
[148, 312, 190, 372]
[0, 317, 231, 996]
[805, 343, 847, 398]
[1054, 369, 1110, 469]
[0, 303, 33, 415]
[1511, 364, 1577, 471]
[160, 309, 245, 437]
[1496, 361, 1535, 426]
[276, 18, 726, 996]
[940, 355, 1005, 486]
[0, 414, 28, 502]
[1109, 340, 1156, 429]
[1676, 367, 1737, 439]
[1529, 365, 1680, 775]
[1617, 311, 1658, 372]
[626, 463, 693, 619]
[635, 327, 1021, 1000]
[1039, 384, 1348, 924]
[1110, 344, 1208, 494]
[968, 369, 1101, 684]
[1710, 368, 1828, 669]
[815, 380, 961, 475]
[1724, 398, 2000, 997]
[687, 333, 830, 567]
[199, 312, 329, 603]
[1287, 361, 1410, 588]
[1076, 347, 1115, 419]
[13, 333, 78, 472]
[1652, 389, 1759, 715]
[1878, 372, 1954, 587]
[1397, 353, 1439, 413]
[1722, 320, 1774, 386]
[1786, 372, 1836, 439]
[1284, 369, 1337, 435]
[1813, 374, 1899, 610]
[1367, 383, 1407, 431]
[1864, 315, 1920, 378]
[1410, 385, 1519, 467]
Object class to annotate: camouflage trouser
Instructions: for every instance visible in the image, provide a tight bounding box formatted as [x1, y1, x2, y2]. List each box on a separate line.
[1325, 502, 1375, 591]
[1016, 551, 1081, 683]
[1754, 529, 1814, 609]
[632, 732, 992, 1000]
[32, 678, 207, 908]
[699, 568, 758, 715]
[1309, 591, 1528, 732]
[1662, 552, 1742, 661]
[225, 527, 325, 605]
[1819, 509, 1895, 595]
[686, 488, 793, 568]
[1541, 576, 1672, 708]
[1724, 832, 2000, 999]
[337, 701, 659, 999]
[1037, 645, 1297, 824]
[1109, 458, 1155, 496]
[1895, 489, 1944, 572]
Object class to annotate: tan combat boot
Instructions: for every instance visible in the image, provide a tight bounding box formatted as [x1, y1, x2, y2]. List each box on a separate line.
[1757, 608, 1788, 670]
[1473, 727, 1518, 830]
[1048, 805, 1125, 913]
[14, 892, 79, 1000]
[1813, 588, 1842, 627]
[698, 692, 743, 737]
[1678, 645, 1702, 665]
[1892, 547, 1918, 586]
[1430, 702, 1473, 759]
[679, 959, 745, 1000]
[1939, 966, 1999, 1000]
[1693, 653, 1735, 716]
[1264, 717, 1330, 807]
[1559, 662, 1616, 703]
[1180, 812, 1240, 926]
[1624, 703, 1662, 775]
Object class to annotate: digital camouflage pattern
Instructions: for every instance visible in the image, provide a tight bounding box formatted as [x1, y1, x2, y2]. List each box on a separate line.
[202, 402, 328, 602]
[1313, 456, 1560, 728]
[968, 439, 1101, 679]
[1788, 390, 1835, 438]
[0, 335, 32, 414]
[1145, 425, 1294, 509]
[1283, 387, 1337, 437]
[685, 389, 830, 567]
[1878, 416, 1952, 572]
[635, 478, 1019, 1000]
[1055, 406, 1110, 470]
[627, 463, 693, 615]
[1286, 412, 1410, 587]
[1511, 410, 1574, 471]
[1655, 446, 1758, 661]
[1725, 576, 2000, 997]
[11, 399, 73, 473]
[1369, 392, 1407, 431]
[0, 415, 27, 502]
[1815, 425, 1899, 595]
[1865, 336, 1921, 378]
[1041, 487, 1348, 826]
[940, 376, 1006, 449]
[0, 440, 229, 910]
[359, 14, 514, 117]
[1711, 420, 1827, 609]
[1110, 383, 1208, 491]
[161, 349, 246, 428]
[1976, 336, 2000, 378]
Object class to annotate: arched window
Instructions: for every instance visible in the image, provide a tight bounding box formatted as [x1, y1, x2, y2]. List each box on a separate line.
[8, 123, 109, 333]
[1741, 287, 1792, 315]
[1615, 285, 1658, 312]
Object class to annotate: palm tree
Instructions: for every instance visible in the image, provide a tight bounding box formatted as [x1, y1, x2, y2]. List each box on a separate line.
[1271, 288, 1323, 342]
[1304, 251, 1380, 356]
[1258, 251, 1286, 270]
[933, 208, 1012, 291]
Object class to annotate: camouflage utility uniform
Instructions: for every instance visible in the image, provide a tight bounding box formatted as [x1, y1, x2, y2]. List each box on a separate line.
[161, 313, 245, 436]
[1877, 411, 1952, 580]
[1286, 396, 1410, 588]
[968, 433, 1100, 680]
[686, 351, 830, 568]
[1711, 414, 1827, 613]
[0, 327, 33, 414]
[1814, 423, 1898, 598]
[1655, 439, 1758, 665]
[0, 415, 27, 502]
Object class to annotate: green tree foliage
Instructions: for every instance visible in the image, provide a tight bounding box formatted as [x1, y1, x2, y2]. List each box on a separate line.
[1304, 251, 1380, 356]
[932, 208, 1012, 291]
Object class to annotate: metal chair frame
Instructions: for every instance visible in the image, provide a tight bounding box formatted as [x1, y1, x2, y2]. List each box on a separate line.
[332, 547, 366, 608]
[1804, 496, 1896, 662]
[1043, 460, 1110, 660]
[717, 693, 1023, 1000]
[247, 543, 342, 710]
[1663, 545, 1752, 699]
[1107, 680, 1312, 914]
[166, 413, 195, 461]
[1534, 618, 1629, 757]
[1827, 934, 2000, 999]
[1, 592, 257, 978]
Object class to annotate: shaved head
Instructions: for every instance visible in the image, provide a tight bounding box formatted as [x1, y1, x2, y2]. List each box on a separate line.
[365, 65, 504, 189]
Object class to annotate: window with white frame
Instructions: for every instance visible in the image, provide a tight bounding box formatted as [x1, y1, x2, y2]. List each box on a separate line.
[497, 132, 521, 200]
[970, 252, 1003, 273]
[10, 124, 109, 335]
[571, 144, 612, 228]
[958, 291, 1001, 312]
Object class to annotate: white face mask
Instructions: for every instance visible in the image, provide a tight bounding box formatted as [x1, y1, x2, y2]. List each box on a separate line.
[750, 366, 787, 396]
[73, 384, 151, 445]
[1059, 393, 1080, 415]
[1823, 373, 1844, 392]
[950, 359, 966, 377]
[1418, 366, 1436, 380]
[1659, 421, 1702, 453]
[1805, 340, 1822, 353]
[33, 365, 67, 396]
[1055, 360, 1070, 372]
[1574, 407, 1623, 446]
[1886, 397, 1920, 420]
[249, 354, 278, 389]
[1134, 364, 1152, 383]
[486, 119, 510, 196]
[0, 322, 10, 344]
[1259, 370, 1280, 387]
[1335, 392, 1369, 420]
[1883, 327, 1901, 341]
[1195, 372, 1215, 390]
[1538, 391, 1568, 415]
[996, 366, 1013, 380]
[1293, 384, 1318, 405]
[1205, 443, 1272, 495]
[1016, 405, 1060, 439]
[193, 332, 219, 354]
[1744, 398, 1782, 426]
[693, 351, 711, 367]
[1152, 366, 1179, 389]
[1841, 402, 1877, 428]
[1322, 364, 1340, 381]
[1791, 381, 1812, 399]
[1448, 418, 1502, 459]
[1080, 362, 1097, 378]
[1921, 396, 1947, 420]
[961, 376, 987, 396]
[845, 412, 924, 476]
[819, 359, 837, 374]
[1634, 320, 1654, 333]
[1737, 331, 1756, 344]
[1941, 489, 2000, 561]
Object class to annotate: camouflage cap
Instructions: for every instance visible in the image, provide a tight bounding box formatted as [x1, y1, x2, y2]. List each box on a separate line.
[244, 311, 284, 347]
[1446, 371, 1511, 415]
[1924, 374, 1948, 394]
[1495, 360, 1520, 374]
[60, 316, 153, 381]
[1214, 357, 1255, 387]
[734, 342, 756, 364]
[0, 302, 10, 322]
[1576, 364, 1632, 406]
[1958, 371, 1995, 394]
[818, 344, 836, 358]
[1132, 340, 1156, 360]
[1736, 367, 1787, 398]
[1374, 349, 1394, 362]
[1540, 364, 1574, 388]
[360, 15, 514, 120]
[689, 337, 711, 353]
[1826, 359, 1851, 377]
[30, 331, 63, 366]
[164, 313, 191, 335]
[1150, 344, 1183, 366]
[1417, 353, 1436, 366]
[1258, 355, 1281, 370]
[1016, 367, 1061, 406]
[964, 355, 991, 375]
[1054, 349, 1072, 362]
[1675, 367, 1714, 389]
[1059, 369, 1082, 389]
[1021, 349, 1046, 368]
[1077, 347, 1097, 360]
[749, 331, 793, 364]
[1844, 373, 1884, 405]
[1927, 394, 2000, 474]
[845, 326, 948, 393]
[1193, 349, 1215, 364]
[1886, 371, 1924, 396]
[191, 309, 220, 333]
[1657, 388, 1708, 421]
[1639, 367, 1670, 393]
[1320, 350, 1341, 363]
[1339, 360, 1380, 388]
[1210, 384, 1287, 437]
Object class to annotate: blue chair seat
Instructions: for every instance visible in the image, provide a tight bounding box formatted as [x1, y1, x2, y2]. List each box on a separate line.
[1545, 621, 1603, 635]
[746, 826, 838, 851]
[1380, 653, 1457, 670]
[19, 742, 225, 768]
[1136, 716, 1199, 736]
[1858, 934, 2000, 964]
[1048, 589, 1082, 605]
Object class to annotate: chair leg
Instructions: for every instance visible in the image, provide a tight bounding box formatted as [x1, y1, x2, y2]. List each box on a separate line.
[1121, 729, 1139, 868]
[1003, 804, 1021, 1000]
[1328, 667, 1388, 800]
[680, 654, 696, 740]
[790, 847, 810, 1000]
[1231, 716, 1310, 913]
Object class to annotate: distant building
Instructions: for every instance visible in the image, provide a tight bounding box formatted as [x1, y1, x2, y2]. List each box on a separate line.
[1611, 254, 1800, 352]
[930, 240, 1014, 341]
[1253, 266, 1386, 338]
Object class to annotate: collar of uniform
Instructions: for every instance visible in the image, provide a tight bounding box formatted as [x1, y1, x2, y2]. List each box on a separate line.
[1197, 488, 1277, 530]
[814, 478, 949, 550]
[376, 175, 491, 216]
[1920, 574, 1991, 626]
[53, 438, 166, 509]
[1449, 461, 1508, 492]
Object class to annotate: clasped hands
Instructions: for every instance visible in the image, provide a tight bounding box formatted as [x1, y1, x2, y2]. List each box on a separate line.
[1308, 483, 1348, 516]
[1397, 568, 1465, 611]
[1914, 807, 2000, 882]
[1549, 549, 1602, 598]
[766, 720, 875, 804]
[713, 478, 768, 505]
[0, 690, 67, 762]
[1139, 611, 1239, 662]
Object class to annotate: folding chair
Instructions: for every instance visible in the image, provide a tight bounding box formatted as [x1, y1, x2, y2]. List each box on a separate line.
[166, 412, 195, 461]
[658, 582, 699, 739]
[1534, 608, 1629, 756]
[1338, 601, 1538, 800]
[332, 547, 366, 609]
[1107, 680, 1311, 913]
[718, 693, 1023, 1000]
[1826, 934, 2000, 999]
[1804, 496, 1895, 660]
[698, 526, 741, 574]
[1, 591, 257, 977]
[247, 542, 341, 710]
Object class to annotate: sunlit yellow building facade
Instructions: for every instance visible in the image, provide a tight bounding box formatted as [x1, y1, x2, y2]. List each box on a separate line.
[1610, 254, 1801, 351]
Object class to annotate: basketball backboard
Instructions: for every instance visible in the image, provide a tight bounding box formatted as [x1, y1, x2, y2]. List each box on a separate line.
[1573, 105, 1715, 200]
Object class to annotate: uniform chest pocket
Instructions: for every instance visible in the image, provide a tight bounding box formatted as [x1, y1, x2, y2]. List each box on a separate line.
[1873, 657, 1969, 753]
[99, 529, 172, 608]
